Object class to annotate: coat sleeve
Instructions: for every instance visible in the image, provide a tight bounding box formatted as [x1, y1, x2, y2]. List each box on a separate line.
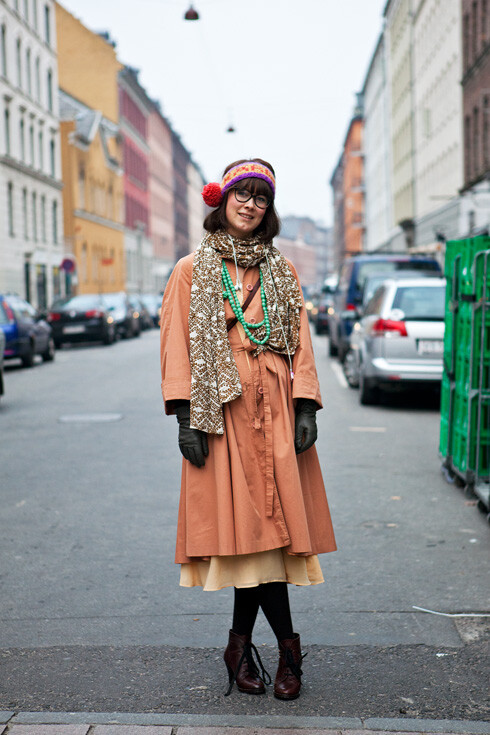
[287, 260, 323, 409]
[160, 253, 194, 415]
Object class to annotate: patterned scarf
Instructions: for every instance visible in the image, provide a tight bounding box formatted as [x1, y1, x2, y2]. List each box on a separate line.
[189, 230, 303, 434]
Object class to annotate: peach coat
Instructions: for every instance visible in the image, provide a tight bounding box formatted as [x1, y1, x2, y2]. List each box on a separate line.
[160, 251, 337, 564]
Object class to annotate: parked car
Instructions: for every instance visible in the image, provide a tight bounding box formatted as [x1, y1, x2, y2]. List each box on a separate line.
[0, 326, 5, 399]
[352, 276, 446, 405]
[47, 294, 116, 347]
[0, 293, 55, 367]
[130, 295, 154, 330]
[101, 292, 140, 338]
[314, 290, 335, 335]
[139, 294, 162, 327]
[327, 254, 442, 361]
[342, 269, 445, 388]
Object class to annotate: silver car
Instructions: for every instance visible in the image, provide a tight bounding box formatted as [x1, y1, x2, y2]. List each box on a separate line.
[351, 276, 446, 405]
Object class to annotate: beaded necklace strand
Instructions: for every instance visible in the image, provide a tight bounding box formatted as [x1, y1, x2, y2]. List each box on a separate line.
[222, 260, 271, 346]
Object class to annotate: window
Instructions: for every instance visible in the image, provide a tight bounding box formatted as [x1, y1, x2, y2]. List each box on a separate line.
[32, 191, 37, 241]
[22, 187, 28, 238]
[52, 199, 57, 243]
[40, 194, 46, 241]
[44, 4, 50, 46]
[29, 123, 34, 165]
[1, 25, 7, 78]
[46, 69, 52, 112]
[35, 57, 40, 102]
[465, 114, 472, 181]
[472, 1, 478, 61]
[78, 163, 85, 208]
[33, 0, 38, 31]
[484, 96, 490, 169]
[38, 128, 43, 170]
[24, 0, 29, 22]
[49, 138, 55, 176]
[7, 182, 14, 236]
[4, 107, 10, 154]
[19, 117, 25, 161]
[16, 38, 22, 88]
[474, 106, 480, 177]
[26, 48, 31, 95]
[483, 0, 488, 44]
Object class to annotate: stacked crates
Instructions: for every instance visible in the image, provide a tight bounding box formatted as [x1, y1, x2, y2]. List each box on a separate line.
[439, 237, 490, 511]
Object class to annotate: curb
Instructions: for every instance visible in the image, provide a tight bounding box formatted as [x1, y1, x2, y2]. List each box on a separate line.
[1, 712, 489, 734]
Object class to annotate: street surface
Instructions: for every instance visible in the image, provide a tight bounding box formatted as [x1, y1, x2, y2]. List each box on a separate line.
[0, 329, 488, 720]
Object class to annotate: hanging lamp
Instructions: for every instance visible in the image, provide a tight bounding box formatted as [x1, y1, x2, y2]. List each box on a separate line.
[184, 5, 199, 20]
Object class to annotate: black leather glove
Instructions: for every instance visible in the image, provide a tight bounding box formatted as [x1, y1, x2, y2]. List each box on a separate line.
[175, 401, 209, 468]
[294, 398, 318, 454]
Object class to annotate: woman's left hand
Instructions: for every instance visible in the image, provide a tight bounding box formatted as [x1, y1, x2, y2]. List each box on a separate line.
[294, 398, 318, 454]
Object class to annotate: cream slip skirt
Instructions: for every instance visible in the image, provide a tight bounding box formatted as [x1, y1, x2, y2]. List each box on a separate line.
[180, 548, 324, 591]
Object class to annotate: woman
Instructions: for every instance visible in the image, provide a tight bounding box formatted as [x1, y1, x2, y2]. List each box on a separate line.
[160, 159, 336, 700]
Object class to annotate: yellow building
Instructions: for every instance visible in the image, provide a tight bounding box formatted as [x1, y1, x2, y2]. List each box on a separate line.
[55, 2, 125, 294]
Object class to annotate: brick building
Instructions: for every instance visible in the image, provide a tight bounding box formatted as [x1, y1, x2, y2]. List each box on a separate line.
[461, 0, 490, 235]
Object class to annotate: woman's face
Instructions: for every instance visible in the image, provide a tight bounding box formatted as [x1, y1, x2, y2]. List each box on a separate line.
[224, 188, 267, 239]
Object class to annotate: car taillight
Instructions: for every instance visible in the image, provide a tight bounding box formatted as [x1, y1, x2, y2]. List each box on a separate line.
[2, 300, 15, 322]
[47, 312, 61, 321]
[85, 309, 104, 318]
[371, 318, 408, 337]
[346, 303, 357, 311]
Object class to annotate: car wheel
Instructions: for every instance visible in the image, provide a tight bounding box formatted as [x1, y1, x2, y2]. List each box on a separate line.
[21, 341, 35, 368]
[328, 336, 338, 357]
[103, 326, 115, 345]
[359, 370, 379, 405]
[343, 349, 359, 388]
[41, 337, 55, 362]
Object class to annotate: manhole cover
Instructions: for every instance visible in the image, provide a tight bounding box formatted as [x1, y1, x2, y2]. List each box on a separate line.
[58, 413, 123, 423]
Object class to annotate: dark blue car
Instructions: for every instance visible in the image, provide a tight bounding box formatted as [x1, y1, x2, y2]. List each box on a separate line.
[0, 294, 55, 367]
[327, 254, 442, 361]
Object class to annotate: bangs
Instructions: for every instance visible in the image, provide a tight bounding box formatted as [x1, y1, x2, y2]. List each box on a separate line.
[238, 176, 274, 200]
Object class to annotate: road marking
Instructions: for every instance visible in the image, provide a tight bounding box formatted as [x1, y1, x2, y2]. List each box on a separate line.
[350, 426, 387, 433]
[330, 360, 348, 388]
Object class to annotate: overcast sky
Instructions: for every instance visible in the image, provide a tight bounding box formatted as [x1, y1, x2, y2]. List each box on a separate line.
[59, 0, 386, 226]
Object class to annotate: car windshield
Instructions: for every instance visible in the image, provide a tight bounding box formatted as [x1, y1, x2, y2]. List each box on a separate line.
[392, 285, 446, 321]
[59, 295, 101, 310]
[356, 260, 439, 291]
[102, 294, 125, 307]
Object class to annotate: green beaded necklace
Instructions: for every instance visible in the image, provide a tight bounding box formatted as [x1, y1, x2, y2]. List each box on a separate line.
[222, 260, 271, 345]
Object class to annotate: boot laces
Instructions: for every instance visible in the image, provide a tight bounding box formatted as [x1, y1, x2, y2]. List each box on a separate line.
[225, 641, 271, 696]
[282, 647, 307, 681]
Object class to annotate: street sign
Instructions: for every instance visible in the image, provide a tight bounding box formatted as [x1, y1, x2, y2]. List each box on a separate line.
[60, 257, 76, 273]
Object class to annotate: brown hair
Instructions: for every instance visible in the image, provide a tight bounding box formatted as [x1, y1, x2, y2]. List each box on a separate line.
[203, 158, 281, 241]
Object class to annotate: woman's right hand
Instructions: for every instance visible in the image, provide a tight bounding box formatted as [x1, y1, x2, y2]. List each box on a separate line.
[175, 402, 209, 468]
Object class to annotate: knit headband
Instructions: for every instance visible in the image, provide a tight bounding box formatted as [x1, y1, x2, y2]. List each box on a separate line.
[202, 161, 276, 208]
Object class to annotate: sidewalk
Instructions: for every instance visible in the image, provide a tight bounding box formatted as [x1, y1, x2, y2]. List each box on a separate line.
[1, 712, 490, 735]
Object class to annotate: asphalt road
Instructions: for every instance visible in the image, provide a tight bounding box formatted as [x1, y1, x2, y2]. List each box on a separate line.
[0, 328, 488, 719]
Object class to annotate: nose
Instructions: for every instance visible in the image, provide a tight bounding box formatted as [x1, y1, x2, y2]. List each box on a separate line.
[243, 197, 256, 209]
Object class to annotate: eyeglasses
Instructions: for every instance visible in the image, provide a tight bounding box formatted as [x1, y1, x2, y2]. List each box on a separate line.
[233, 188, 270, 210]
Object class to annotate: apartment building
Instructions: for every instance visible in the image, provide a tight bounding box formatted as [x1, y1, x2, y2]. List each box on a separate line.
[0, 0, 64, 309]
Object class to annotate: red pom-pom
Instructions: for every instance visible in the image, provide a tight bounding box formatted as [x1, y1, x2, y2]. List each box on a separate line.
[202, 182, 223, 207]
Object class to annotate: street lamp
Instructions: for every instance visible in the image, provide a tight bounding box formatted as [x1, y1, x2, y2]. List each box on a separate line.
[184, 5, 199, 20]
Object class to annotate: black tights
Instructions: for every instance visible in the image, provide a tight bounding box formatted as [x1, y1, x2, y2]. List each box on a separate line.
[232, 582, 294, 642]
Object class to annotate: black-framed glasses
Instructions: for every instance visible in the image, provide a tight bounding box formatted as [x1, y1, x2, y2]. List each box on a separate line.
[233, 188, 270, 210]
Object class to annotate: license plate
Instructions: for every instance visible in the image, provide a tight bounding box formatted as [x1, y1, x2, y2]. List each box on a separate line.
[417, 339, 443, 355]
[63, 325, 85, 334]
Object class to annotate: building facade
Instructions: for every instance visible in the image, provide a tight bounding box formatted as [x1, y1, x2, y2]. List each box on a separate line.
[329, 153, 345, 272]
[412, 0, 463, 249]
[118, 66, 153, 294]
[0, 0, 64, 309]
[343, 98, 365, 256]
[148, 101, 174, 291]
[56, 2, 124, 295]
[187, 157, 205, 255]
[460, 0, 490, 235]
[384, 0, 415, 233]
[363, 34, 393, 252]
[172, 130, 190, 263]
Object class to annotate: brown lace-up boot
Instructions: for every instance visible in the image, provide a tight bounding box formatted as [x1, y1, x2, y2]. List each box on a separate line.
[273, 633, 305, 700]
[223, 629, 270, 696]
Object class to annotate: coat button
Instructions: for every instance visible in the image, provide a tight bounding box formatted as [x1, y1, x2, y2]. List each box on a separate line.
[246, 283, 253, 291]
[249, 316, 256, 323]
[258, 387, 264, 395]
